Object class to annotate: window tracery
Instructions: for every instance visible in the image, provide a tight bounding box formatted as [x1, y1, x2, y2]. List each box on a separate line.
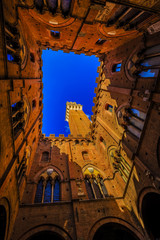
[34, 169, 60, 203]
[11, 97, 30, 138]
[84, 167, 108, 199]
[109, 148, 131, 183]
[117, 107, 146, 138]
[127, 44, 160, 79]
[16, 145, 31, 186]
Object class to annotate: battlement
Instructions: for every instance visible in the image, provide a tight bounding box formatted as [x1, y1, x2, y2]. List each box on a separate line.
[65, 102, 83, 122]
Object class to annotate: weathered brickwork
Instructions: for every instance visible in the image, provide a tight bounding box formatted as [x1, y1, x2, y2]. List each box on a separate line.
[0, 0, 160, 240]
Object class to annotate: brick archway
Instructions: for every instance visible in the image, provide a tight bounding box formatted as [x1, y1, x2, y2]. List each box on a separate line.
[0, 198, 10, 240]
[138, 187, 160, 240]
[17, 225, 72, 240]
[88, 217, 144, 240]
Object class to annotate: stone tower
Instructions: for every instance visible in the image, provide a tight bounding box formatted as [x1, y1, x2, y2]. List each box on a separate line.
[65, 102, 91, 137]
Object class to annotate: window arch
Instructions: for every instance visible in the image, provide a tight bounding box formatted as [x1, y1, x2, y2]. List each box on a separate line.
[117, 107, 146, 138]
[11, 101, 25, 138]
[34, 169, 60, 203]
[109, 148, 131, 183]
[84, 167, 108, 199]
[41, 151, 49, 162]
[127, 44, 160, 79]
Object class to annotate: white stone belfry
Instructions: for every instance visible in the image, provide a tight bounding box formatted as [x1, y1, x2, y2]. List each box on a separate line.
[65, 102, 83, 122]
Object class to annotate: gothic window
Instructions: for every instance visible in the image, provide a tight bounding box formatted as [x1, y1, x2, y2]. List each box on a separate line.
[44, 178, 52, 203]
[92, 178, 103, 199]
[117, 107, 146, 139]
[61, 0, 72, 16]
[96, 39, 106, 45]
[53, 179, 60, 202]
[128, 44, 160, 78]
[50, 30, 60, 39]
[5, 22, 21, 65]
[105, 103, 113, 113]
[34, 178, 43, 203]
[46, 0, 57, 15]
[106, 6, 152, 31]
[109, 148, 131, 183]
[112, 63, 122, 72]
[84, 168, 108, 199]
[84, 176, 95, 199]
[106, 6, 129, 27]
[16, 157, 27, 186]
[11, 101, 25, 138]
[126, 108, 146, 138]
[35, 0, 44, 13]
[41, 151, 49, 162]
[34, 169, 60, 203]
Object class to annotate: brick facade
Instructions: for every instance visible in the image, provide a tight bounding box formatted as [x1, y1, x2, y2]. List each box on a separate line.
[0, 0, 160, 240]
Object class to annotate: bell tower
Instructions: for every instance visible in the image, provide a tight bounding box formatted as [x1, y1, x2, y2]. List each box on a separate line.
[65, 102, 91, 137]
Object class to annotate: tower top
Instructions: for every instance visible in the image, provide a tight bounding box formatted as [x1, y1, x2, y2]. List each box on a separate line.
[65, 102, 83, 122]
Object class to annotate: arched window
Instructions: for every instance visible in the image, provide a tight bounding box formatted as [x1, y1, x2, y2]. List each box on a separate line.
[117, 107, 146, 139]
[41, 151, 49, 162]
[46, 0, 58, 15]
[17, 156, 27, 186]
[34, 178, 43, 203]
[61, 0, 72, 16]
[53, 178, 60, 202]
[11, 101, 25, 138]
[5, 22, 21, 65]
[44, 178, 52, 203]
[112, 63, 122, 72]
[84, 168, 108, 199]
[35, 0, 44, 13]
[128, 44, 160, 78]
[84, 176, 95, 199]
[34, 169, 60, 204]
[109, 148, 131, 183]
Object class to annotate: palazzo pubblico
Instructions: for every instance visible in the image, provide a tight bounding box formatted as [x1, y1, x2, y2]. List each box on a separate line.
[0, 0, 160, 239]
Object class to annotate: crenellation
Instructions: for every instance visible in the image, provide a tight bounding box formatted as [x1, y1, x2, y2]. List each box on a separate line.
[1, 0, 160, 240]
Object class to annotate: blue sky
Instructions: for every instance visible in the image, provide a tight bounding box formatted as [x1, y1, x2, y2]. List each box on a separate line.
[42, 49, 99, 137]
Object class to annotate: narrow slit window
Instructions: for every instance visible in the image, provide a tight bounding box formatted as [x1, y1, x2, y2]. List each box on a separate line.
[96, 39, 106, 45]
